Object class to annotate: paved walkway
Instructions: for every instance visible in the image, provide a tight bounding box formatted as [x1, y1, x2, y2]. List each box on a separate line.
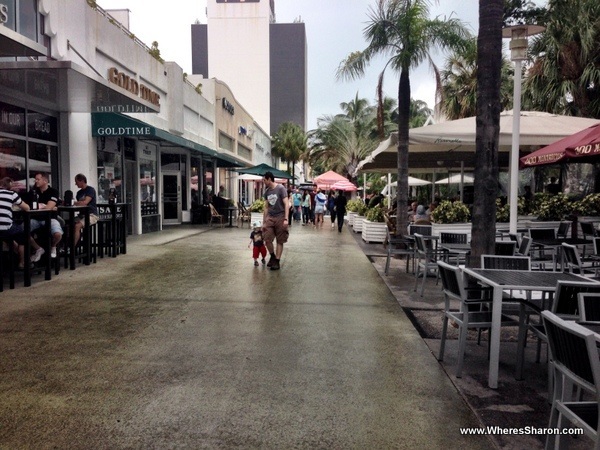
[0, 222, 493, 449]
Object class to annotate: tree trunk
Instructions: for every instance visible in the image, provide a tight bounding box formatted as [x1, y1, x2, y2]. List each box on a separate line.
[471, 0, 503, 266]
[395, 68, 410, 236]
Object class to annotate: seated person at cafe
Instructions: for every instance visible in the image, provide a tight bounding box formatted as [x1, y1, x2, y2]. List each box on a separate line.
[29, 172, 64, 260]
[0, 177, 31, 269]
[413, 205, 431, 224]
[72, 174, 99, 246]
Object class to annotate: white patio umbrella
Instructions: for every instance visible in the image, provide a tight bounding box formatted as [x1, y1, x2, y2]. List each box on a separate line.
[381, 177, 431, 195]
[434, 174, 474, 184]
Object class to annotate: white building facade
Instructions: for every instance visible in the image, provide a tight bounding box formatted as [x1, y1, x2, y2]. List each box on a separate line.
[0, 0, 270, 234]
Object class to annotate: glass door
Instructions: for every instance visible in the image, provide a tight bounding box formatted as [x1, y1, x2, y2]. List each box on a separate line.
[162, 170, 181, 225]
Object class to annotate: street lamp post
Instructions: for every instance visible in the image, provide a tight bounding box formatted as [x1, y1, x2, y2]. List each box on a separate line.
[502, 25, 544, 234]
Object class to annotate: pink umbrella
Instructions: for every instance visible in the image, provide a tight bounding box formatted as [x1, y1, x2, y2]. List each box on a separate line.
[330, 180, 357, 191]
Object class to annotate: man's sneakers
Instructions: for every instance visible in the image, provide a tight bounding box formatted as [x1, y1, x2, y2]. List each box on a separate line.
[50, 247, 57, 258]
[31, 247, 45, 263]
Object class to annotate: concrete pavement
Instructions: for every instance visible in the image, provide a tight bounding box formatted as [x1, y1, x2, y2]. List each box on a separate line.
[0, 222, 493, 449]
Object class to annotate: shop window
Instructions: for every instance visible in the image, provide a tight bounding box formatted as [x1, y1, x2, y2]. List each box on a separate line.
[140, 158, 157, 216]
[0, 137, 26, 194]
[27, 142, 56, 191]
[97, 149, 123, 203]
[238, 144, 252, 161]
[219, 133, 234, 151]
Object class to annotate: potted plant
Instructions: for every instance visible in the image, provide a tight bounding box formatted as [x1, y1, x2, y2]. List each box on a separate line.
[249, 198, 266, 224]
[346, 199, 363, 227]
[430, 200, 472, 237]
[353, 201, 368, 233]
[362, 206, 387, 243]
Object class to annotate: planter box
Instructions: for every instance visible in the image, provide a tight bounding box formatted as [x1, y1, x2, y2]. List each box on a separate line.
[431, 222, 472, 240]
[362, 220, 387, 243]
[353, 216, 365, 233]
[250, 212, 263, 225]
[347, 211, 357, 226]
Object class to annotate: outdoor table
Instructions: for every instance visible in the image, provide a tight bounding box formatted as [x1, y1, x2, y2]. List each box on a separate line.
[225, 206, 238, 228]
[57, 206, 91, 270]
[531, 237, 591, 270]
[462, 268, 596, 389]
[17, 209, 53, 287]
[97, 203, 128, 257]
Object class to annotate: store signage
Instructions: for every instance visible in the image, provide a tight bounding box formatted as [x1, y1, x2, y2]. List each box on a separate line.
[95, 125, 152, 136]
[28, 112, 57, 142]
[108, 67, 161, 107]
[0, 4, 8, 24]
[222, 97, 235, 115]
[238, 125, 247, 136]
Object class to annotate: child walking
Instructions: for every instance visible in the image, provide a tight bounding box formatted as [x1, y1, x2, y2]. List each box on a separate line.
[248, 221, 267, 266]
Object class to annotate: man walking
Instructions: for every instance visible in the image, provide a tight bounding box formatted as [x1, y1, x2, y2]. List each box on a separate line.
[262, 171, 289, 271]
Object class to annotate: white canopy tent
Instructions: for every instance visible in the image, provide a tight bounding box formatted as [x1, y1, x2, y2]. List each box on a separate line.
[358, 111, 600, 173]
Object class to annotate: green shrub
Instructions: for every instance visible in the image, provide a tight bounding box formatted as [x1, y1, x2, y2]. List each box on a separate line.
[346, 199, 364, 213]
[572, 193, 600, 216]
[535, 194, 570, 221]
[496, 199, 510, 222]
[365, 206, 385, 222]
[249, 198, 266, 212]
[430, 200, 470, 224]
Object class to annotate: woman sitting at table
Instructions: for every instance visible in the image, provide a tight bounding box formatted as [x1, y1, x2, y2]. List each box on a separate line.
[413, 204, 431, 225]
[0, 177, 31, 269]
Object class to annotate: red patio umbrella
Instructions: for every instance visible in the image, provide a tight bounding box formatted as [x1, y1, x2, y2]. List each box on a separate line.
[520, 122, 600, 167]
[330, 180, 358, 191]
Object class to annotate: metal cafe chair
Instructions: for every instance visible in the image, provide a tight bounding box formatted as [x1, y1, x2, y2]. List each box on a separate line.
[516, 281, 600, 399]
[494, 240, 516, 256]
[384, 229, 414, 275]
[542, 311, 600, 450]
[561, 243, 600, 279]
[437, 260, 518, 378]
[413, 233, 445, 297]
[578, 292, 600, 323]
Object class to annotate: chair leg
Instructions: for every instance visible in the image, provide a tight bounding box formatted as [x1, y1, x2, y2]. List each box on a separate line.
[456, 316, 469, 378]
[438, 312, 449, 361]
[420, 266, 428, 296]
[385, 251, 391, 275]
[414, 264, 420, 292]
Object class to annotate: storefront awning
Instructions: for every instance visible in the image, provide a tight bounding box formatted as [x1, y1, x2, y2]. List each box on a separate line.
[92, 112, 217, 157]
[0, 27, 47, 57]
[215, 152, 246, 168]
[0, 60, 159, 113]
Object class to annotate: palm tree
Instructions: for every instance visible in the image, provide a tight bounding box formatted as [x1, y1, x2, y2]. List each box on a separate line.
[271, 122, 307, 181]
[409, 98, 432, 128]
[471, 0, 504, 262]
[522, 0, 600, 118]
[337, 0, 469, 234]
[308, 114, 378, 181]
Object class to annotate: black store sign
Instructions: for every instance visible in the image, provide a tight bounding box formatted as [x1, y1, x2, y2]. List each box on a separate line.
[28, 112, 57, 142]
[0, 101, 57, 142]
[0, 102, 25, 136]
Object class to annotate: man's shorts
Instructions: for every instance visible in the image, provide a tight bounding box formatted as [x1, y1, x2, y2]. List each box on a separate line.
[30, 218, 64, 236]
[75, 214, 99, 227]
[263, 214, 289, 244]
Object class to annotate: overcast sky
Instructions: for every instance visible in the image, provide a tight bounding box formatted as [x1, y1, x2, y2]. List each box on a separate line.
[96, 1, 491, 130]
